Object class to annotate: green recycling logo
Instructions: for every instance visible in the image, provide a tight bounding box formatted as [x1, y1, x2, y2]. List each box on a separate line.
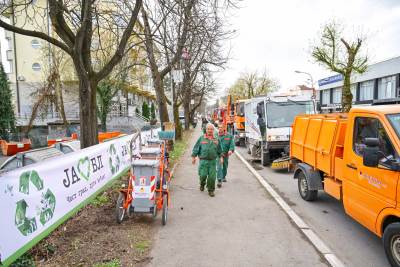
[14, 170, 56, 236]
[108, 144, 120, 175]
[77, 156, 91, 180]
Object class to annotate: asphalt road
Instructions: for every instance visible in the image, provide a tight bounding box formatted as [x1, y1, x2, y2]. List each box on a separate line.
[236, 146, 390, 267]
[150, 130, 327, 267]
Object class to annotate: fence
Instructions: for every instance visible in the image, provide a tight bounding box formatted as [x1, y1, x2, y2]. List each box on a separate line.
[0, 133, 143, 266]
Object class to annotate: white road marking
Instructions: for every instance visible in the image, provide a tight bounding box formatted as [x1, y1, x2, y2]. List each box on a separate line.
[235, 151, 346, 267]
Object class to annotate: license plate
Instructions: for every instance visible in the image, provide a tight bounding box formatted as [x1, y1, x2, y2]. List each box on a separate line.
[272, 161, 289, 170]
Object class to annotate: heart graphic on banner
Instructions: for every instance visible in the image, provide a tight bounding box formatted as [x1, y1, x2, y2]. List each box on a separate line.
[77, 156, 91, 181]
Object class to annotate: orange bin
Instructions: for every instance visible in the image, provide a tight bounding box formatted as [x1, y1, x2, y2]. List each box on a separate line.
[1, 139, 31, 156]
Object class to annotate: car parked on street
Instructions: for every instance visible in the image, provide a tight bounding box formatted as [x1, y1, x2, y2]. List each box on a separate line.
[0, 147, 65, 174]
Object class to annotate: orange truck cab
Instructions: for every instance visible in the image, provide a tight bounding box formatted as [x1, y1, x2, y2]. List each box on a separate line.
[290, 105, 400, 266]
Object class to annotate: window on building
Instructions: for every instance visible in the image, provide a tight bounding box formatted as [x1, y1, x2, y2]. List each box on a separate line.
[322, 89, 330, 105]
[31, 39, 41, 49]
[32, 63, 41, 71]
[378, 75, 396, 99]
[359, 80, 374, 101]
[332, 87, 342, 104]
[350, 84, 357, 102]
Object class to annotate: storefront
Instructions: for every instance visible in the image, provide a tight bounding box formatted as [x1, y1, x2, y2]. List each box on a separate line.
[317, 56, 400, 112]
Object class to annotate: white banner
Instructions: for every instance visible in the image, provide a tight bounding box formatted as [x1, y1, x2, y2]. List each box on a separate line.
[0, 133, 145, 265]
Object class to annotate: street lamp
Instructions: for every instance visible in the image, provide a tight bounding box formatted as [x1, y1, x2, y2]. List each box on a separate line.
[295, 70, 315, 98]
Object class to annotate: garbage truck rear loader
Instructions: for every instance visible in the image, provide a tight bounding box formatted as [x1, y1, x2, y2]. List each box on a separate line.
[290, 105, 400, 267]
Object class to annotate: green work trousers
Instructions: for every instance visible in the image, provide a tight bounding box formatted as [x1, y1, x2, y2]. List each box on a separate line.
[199, 159, 217, 192]
[217, 156, 229, 182]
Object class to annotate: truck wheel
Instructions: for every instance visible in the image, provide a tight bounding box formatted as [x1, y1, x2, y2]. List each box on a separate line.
[261, 151, 270, 166]
[383, 222, 400, 267]
[247, 143, 251, 154]
[297, 171, 318, 201]
[240, 139, 245, 147]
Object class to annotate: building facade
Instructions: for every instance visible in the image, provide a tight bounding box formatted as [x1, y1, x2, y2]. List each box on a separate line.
[317, 56, 400, 112]
[0, 1, 156, 128]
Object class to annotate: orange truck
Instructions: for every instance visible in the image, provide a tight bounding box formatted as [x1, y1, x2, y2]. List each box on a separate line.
[233, 99, 246, 146]
[290, 105, 400, 266]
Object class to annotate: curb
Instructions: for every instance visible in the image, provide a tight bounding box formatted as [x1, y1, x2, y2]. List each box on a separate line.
[235, 151, 345, 267]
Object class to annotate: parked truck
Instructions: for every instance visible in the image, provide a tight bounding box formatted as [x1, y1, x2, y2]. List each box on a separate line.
[233, 99, 246, 146]
[290, 105, 400, 266]
[245, 95, 315, 166]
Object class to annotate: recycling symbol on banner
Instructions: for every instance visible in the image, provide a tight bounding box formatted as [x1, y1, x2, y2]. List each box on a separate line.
[108, 144, 120, 175]
[14, 170, 56, 236]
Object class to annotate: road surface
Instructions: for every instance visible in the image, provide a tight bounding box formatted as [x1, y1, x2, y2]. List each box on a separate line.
[236, 146, 389, 267]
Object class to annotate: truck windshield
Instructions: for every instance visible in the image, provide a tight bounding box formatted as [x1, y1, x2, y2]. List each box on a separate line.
[266, 101, 314, 128]
[387, 114, 400, 140]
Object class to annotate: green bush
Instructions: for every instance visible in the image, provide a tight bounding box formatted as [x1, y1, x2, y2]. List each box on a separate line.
[142, 102, 150, 120]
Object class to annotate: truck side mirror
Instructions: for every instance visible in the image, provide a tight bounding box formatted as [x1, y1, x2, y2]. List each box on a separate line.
[363, 138, 379, 167]
[256, 102, 264, 117]
[365, 138, 379, 147]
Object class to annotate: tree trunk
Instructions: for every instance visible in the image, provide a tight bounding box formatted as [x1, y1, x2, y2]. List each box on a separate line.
[173, 102, 182, 140]
[79, 76, 98, 148]
[183, 100, 190, 130]
[54, 73, 69, 129]
[100, 111, 107, 132]
[342, 72, 352, 112]
[153, 75, 169, 127]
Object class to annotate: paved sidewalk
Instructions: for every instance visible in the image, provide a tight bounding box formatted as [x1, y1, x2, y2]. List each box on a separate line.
[149, 129, 327, 267]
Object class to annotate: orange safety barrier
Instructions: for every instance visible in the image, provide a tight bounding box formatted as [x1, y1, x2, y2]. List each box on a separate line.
[47, 133, 79, 147]
[98, 131, 122, 143]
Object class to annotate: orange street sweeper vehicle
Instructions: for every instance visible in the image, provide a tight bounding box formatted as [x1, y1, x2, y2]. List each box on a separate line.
[290, 105, 400, 266]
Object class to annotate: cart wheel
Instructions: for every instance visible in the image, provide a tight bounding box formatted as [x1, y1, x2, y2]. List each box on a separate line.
[162, 193, 168, 226]
[115, 193, 126, 224]
[152, 206, 158, 218]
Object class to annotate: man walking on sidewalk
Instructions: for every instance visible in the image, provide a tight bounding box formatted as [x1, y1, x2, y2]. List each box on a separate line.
[192, 123, 223, 197]
[217, 124, 235, 188]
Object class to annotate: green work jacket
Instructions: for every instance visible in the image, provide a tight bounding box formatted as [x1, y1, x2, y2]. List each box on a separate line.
[192, 135, 222, 160]
[218, 133, 235, 155]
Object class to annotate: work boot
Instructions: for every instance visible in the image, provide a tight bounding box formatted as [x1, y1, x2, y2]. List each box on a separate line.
[208, 191, 215, 197]
[222, 178, 227, 182]
[200, 184, 205, 191]
[217, 181, 222, 188]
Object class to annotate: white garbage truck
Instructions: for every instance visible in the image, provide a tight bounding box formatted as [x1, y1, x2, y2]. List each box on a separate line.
[245, 94, 316, 166]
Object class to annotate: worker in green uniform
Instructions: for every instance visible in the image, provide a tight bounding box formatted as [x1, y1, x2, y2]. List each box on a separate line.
[216, 124, 235, 188]
[192, 123, 223, 197]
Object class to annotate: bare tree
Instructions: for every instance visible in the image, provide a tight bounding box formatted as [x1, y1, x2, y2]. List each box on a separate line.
[0, 0, 143, 147]
[177, 1, 234, 130]
[141, 0, 194, 127]
[25, 47, 70, 136]
[141, 0, 236, 131]
[228, 70, 279, 99]
[311, 21, 368, 112]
